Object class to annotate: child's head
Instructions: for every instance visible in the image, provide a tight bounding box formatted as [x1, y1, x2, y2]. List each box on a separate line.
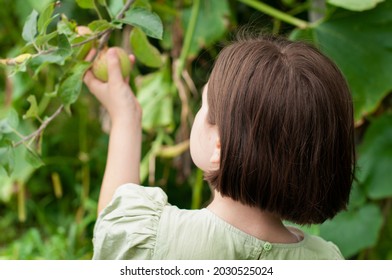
[191, 34, 355, 225]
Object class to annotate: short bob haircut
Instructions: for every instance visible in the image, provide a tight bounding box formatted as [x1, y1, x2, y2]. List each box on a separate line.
[205, 34, 355, 225]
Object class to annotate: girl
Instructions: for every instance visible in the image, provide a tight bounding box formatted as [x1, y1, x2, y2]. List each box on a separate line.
[83, 34, 355, 260]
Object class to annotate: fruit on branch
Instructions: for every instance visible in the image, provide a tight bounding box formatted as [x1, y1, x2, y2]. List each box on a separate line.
[76, 26, 92, 36]
[92, 47, 131, 82]
[75, 26, 95, 60]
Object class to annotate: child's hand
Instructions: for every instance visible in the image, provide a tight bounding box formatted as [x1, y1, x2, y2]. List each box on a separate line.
[83, 48, 142, 125]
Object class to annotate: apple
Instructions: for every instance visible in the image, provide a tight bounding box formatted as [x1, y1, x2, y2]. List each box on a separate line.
[76, 26, 92, 36]
[75, 26, 95, 60]
[92, 47, 131, 82]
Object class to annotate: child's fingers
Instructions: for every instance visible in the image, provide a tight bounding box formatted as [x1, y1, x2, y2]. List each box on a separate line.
[84, 70, 104, 96]
[85, 48, 97, 62]
[124, 55, 135, 84]
[107, 48, 124, 84]
[129, 54, 135, 64]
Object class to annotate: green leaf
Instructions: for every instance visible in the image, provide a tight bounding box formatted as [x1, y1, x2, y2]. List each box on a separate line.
[31, 34, 72, 66]
[73, 37, 95, 60]
[57, 16, 77, 37]
[27, 0, 53, 13]
[76, 0, 95, 9]
[320, 203, 383, 258]
[0, 138, 15, 176]
[0, 109, 19, 134]
[30, 53, 62, 66]
[306, 2, 392, 120]
[37, 2, 55, 34]
[328, 0, 385, 11]
[357, 113, 392, 199]
[3, 144, 37, 191]
[22, 10, 39, 42]
[23, 95, 40, 120]
[130, 27, 162, 68]
[25, 149, 44, 169]
[119, 8, 163, 39]
[57, 34, 72, 57]
[137, 67, 174, 131]
[347, 182, 367, 209]
[35, 31, 58, 46]
[288, 27, 315, 42]
[0, 167, 13, 202]
[182, 0, 230, 57]
[58, 62, 91, 105]
[132, 0, 152, 10]
[88, 20, 113, 32]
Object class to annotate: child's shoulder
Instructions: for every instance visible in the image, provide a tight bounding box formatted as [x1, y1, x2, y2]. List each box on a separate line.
[269, 226, 344, 260]
[93, 184, 169, 259]
[299, 232, 344, 260]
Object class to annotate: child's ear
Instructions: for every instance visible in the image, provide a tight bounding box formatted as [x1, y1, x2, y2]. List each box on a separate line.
[210, 138, 221, 165]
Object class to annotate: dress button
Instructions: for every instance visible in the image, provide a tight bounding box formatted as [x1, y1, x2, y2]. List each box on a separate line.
[263, 242, 272, 251]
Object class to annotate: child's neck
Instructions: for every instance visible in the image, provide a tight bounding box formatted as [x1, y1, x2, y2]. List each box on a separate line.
[207, 190, 303, 244]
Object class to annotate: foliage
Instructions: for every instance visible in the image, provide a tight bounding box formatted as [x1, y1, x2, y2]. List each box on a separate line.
[0, 0, 391, 260]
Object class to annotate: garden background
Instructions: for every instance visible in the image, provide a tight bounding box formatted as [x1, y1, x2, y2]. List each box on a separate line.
[0, 0, 391, 259]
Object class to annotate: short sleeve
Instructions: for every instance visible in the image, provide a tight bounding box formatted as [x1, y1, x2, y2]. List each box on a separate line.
[92, 183, 168, 260]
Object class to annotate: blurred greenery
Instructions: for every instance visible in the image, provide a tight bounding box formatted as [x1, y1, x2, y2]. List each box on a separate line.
[0, 0, 391, 260]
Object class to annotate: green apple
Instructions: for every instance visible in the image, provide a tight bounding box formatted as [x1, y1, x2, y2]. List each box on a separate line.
[92, 47, 131, 82]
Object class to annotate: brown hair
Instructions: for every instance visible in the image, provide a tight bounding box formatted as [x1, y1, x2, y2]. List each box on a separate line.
[205, 35, 355, 224]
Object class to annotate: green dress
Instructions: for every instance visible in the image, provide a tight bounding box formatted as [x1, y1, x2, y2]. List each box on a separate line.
[93, 184, 344, 260]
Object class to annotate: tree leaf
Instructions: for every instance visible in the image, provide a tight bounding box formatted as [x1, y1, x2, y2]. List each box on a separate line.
[76, 0, 95, 9]
[25, 149, 44, 169]
[37, 2, 55, 34]
[35, 31, 58, 46]
[133, 0, 152, 10]
[22, 10, 39, 42]
[0, 138, 15, 176]
[57, 34, 72, 58]
[97, 0, 107, 6]
[347, 182, 367, 209]
[0, 109, 19, 134]
[12, 145, 38, 186]
[31, 34, 72, 66]
[59, 62, 91, 105]
[23, 95, 40, 120]
[136, 66, 174, 131]
[57, 16, 77, 36]
[119, 8, 163, 39]
[314, 2, 392, 120]
[182, 0, 230, 57]
[88, 20, 114, 32]
[130, 27, 162, 68]
[356, 113, 392, 199]
[320, 203, 383, 258]
[0, 167, 13, 202]
[27, 0, 53, 13]
[30, 53, 63, 66]
[327, 0, 385, 11]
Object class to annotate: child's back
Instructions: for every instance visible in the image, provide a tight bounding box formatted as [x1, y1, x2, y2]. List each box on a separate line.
[93, 185, 343, 259]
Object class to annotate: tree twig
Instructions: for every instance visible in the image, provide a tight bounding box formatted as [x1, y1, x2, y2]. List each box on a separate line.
[116, 0, 135, 20]
[12, 0, 137, 149]
[33, 0, 136, 60]
[238, 0, 309, 29]
[71, 30, 109, 48]
[13, 105, 64, 148]
[95, 0, 135, 57]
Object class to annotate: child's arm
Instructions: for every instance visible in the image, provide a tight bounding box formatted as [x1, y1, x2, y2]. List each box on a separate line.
[83, 48, 142, 215]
